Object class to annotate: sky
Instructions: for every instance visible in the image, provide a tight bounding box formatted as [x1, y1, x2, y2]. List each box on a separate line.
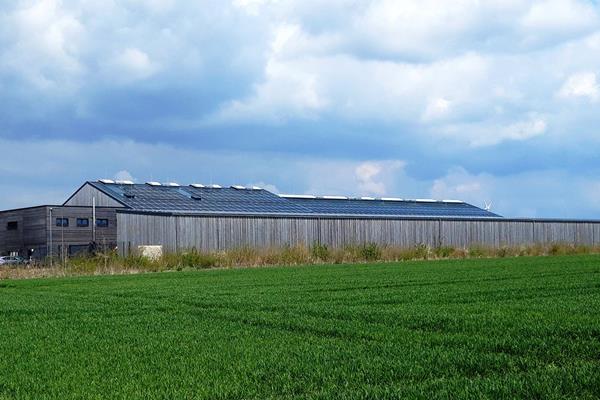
[1, 0, 600, 218]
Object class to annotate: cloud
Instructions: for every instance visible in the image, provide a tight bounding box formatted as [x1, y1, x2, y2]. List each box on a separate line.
[114, 170, 135, 182]
[440, 116, 547, 147]
[109, 48, 158, 82]
[558, 71, 599, 101]
[1, 0, 86, 90]
[422, 98, 451, 121]
[355, 161, 405, 196]
[1, 1, 600, 218]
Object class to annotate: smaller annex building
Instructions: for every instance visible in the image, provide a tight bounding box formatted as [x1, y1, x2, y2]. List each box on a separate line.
[1, 179, 600, 258]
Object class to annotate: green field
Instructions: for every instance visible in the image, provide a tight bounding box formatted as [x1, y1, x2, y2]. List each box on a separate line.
[0, 256, 599, 399]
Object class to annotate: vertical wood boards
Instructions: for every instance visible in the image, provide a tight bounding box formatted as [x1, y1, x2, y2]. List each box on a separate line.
[116, 213, 600, 254]
[64, 183, 125, 207]
[0, 206, 118, 257]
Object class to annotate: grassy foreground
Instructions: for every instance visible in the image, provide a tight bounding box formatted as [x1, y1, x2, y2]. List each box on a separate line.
[0, 256, 599, 399]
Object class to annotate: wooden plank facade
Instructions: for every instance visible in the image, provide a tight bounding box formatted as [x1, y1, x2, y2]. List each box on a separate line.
[64, 183, 125, 207]
[116, 212, 600, 254]
[0, 206, 117, 258]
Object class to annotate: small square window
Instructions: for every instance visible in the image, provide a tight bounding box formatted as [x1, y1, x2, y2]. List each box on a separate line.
[96, 219, 109, 228]
[7, 221, 18, 231]
[77, 218, 89, 227]
[56, 218, 69, 227]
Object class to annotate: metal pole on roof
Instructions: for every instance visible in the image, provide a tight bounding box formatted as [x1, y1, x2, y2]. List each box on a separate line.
[61, 208, 65, 267]
[49, 207, 53, 268]
[92, 197, 96, 242]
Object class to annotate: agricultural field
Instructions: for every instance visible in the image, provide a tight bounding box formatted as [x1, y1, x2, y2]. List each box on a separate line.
[0, 255, 599, 399]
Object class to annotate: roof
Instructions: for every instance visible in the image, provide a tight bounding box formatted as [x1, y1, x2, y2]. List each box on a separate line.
[85, 181, 501, 218]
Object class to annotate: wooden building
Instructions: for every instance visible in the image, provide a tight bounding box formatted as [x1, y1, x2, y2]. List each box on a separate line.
[2, 179, 600, 258]
[0, 205, 117, 259]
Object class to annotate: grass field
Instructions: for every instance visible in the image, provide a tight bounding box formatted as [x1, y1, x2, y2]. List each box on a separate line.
[0, 255, 599, 399]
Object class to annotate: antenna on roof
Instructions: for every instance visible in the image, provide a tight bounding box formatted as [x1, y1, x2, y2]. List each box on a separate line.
[484, 201, 492, 211]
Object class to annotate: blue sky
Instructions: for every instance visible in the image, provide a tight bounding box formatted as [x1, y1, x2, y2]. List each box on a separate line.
[1, 0, 600, 217]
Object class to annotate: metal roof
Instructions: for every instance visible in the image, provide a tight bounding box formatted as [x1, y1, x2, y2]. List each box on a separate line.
[87, 181, 501, 218]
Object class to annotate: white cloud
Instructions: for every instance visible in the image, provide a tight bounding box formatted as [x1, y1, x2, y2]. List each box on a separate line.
[558, 71, 599, 101]
[476, 117, 547, 147]
[422, 98, 452, 121]
[441, 116, 547, 147]
[232, 0, 274, 16]
[213, 24, 329, 122]
[110, 48, 158, 81]
[1, 0, 86, 90]
[520, 0, 598, 35]
[353, 161, 403, 196]
[114, 170, 135, 182]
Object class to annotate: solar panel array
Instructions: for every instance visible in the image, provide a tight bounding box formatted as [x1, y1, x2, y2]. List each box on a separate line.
[285, 197, 500, 218]
[90, 181, 501, 218]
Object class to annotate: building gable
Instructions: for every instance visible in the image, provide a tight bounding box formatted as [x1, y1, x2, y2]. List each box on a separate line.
[63, 183, 126, 208]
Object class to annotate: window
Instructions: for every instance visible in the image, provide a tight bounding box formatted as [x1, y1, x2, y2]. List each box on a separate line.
[96, 219, 109, 228]
[77, 218, 89, 227]
[56, 218, 69, 227]
[6, 221, 18, 231]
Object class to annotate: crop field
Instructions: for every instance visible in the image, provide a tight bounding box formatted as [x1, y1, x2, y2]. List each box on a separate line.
[0, 255, 599, 399]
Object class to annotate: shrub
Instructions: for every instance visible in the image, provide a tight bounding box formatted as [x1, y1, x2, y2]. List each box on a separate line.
[468, 245, 491, 258]
[413, 243, 430, 260]
[179, 251, 218, 269]
[549, 243, 568, 256]
[311, 243, 330, 262]
[280, 245, 310, 265]
[360, 243, 381, 261]
[434, 246, 455, 258]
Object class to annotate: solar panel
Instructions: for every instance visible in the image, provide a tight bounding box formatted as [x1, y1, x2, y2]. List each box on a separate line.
[90, 182, 501, 218]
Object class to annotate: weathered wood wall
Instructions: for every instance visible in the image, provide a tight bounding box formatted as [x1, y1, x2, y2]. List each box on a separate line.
[0, 206, 118, 257]
[116, 213, 600, 254]
[64, 183, 125, 207]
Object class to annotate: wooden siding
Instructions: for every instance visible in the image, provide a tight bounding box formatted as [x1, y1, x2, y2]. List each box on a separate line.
[64, 183, 124, 207]
[117, 213, 600, 254]
[0, 206, 118, 257]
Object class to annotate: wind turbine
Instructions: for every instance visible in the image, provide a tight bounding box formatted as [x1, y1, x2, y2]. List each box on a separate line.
[484, 201, 492, 211]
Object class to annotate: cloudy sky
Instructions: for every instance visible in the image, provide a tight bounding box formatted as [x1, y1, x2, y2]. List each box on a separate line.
[1, 0, 600, 217]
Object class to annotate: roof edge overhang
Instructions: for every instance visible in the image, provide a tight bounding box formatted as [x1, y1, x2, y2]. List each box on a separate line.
[0, 204, 120, 214]
[115, 209, 511, 221]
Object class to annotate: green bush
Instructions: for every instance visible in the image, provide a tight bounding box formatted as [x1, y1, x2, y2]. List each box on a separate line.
[360, 243, 381, 261]
[413, 243, 430, 260]
[434, 246, 455, 258]
[468, 245, 487, 258]
[179, 251, 218, 269]
[311, 242, 330, 262]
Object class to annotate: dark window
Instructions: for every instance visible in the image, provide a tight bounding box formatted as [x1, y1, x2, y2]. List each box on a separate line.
[7, 221, 18, 231]
[96, 219, 109, 228]
[77, 218, 89, 227]
[56, 218, 69, 227]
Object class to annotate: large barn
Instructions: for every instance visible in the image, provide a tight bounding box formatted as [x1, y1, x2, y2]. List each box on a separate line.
[1, 179, 599, 258]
